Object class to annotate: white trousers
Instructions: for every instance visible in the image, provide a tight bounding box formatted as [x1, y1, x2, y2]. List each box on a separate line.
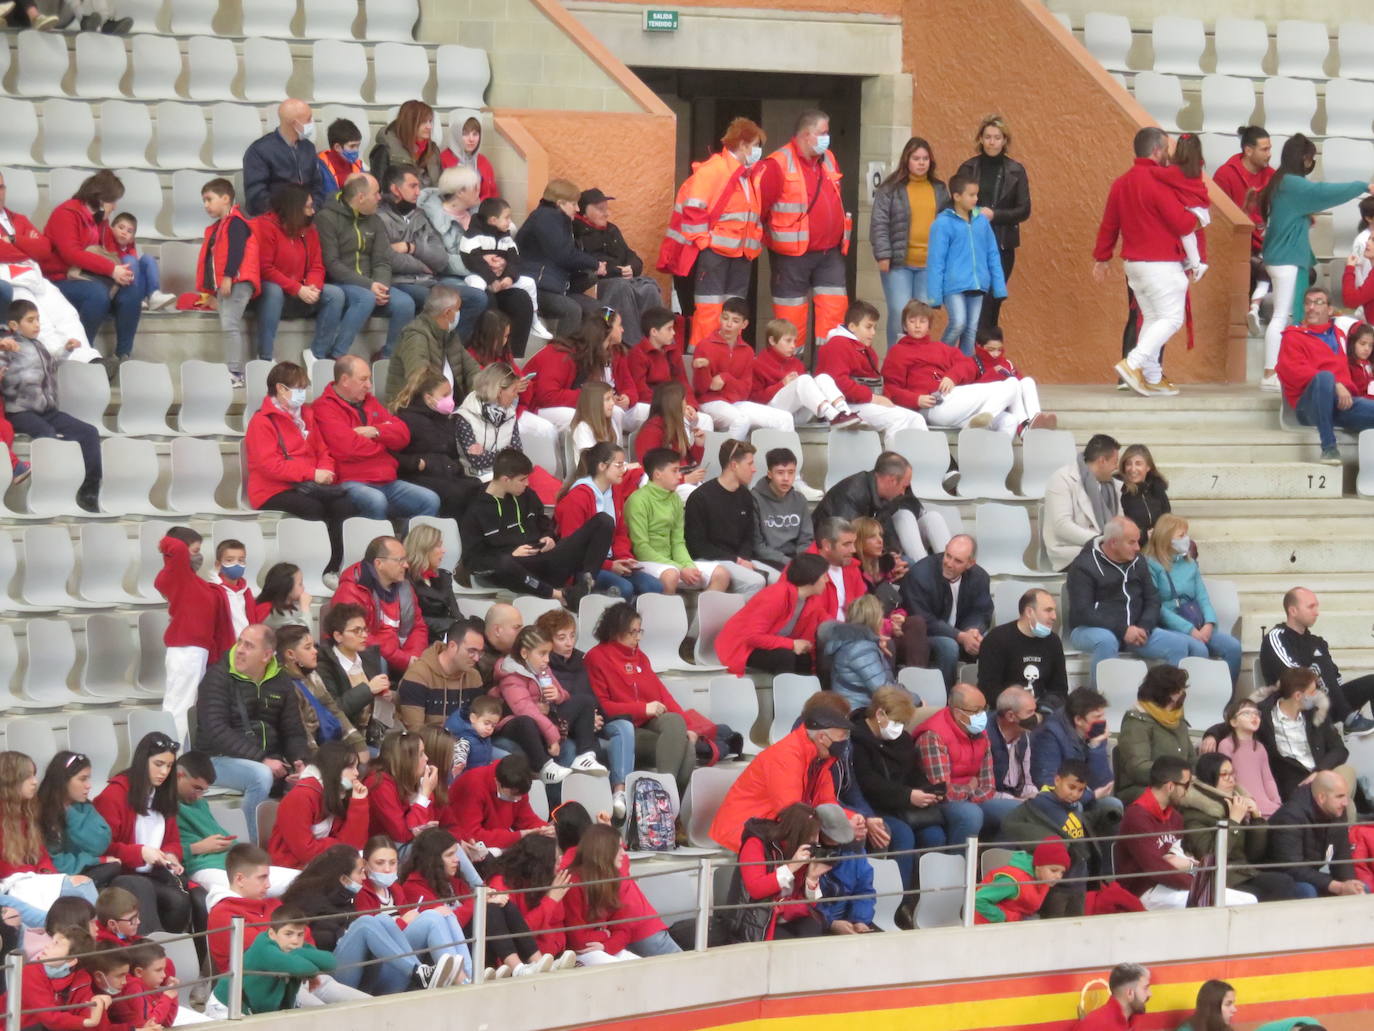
[892, 508, 953, 561]
[296, 976, 371, 1005]
[517, 409, 559, 474]
[1010, 376, 1042, 424]
[923, 380, 1024, 434]
[851, 401, 927, 445]
[0, 262, 98, 363]
[163, 645, 209, 746]
[1139, 883, 1257, 910]
[1123, 260, 1189, 379]
[771, 373, 849, 422]
[692, 559, 778, 597]
[700, 400, 795, 440]
[1263, 263, 1301, 370]
[463, 273, 540, 315]
[575, 949, 638, 966]
[613, 402, 651, 437]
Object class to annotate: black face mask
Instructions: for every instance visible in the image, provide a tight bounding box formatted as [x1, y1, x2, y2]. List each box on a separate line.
[392, 198, 417, 214]
[827, 738, 847, 759]
[1018, 713, 1041, 731]
[1089, 720, 1108, 739]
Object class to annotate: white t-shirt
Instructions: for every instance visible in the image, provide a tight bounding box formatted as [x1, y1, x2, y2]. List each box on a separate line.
[133, 799, 166, 872]
[946, 576, 962, 623]
[828, 566, 847, 620]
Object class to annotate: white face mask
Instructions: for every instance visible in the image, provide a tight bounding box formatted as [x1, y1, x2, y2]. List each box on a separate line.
[287, 387, 308, 409]
[880, 718, 904, 741]
[747, 145, 762, 165]
[1171, 535, 1191, 555]
[814, 133, 831, 155]
[298, 120, 316, 143]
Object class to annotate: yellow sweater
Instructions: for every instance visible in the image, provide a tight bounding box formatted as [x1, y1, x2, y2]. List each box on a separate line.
[905, 176, 937, 267]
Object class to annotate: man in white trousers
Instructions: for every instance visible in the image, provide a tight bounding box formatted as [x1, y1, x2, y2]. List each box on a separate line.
[1092, 127, 1201, 397]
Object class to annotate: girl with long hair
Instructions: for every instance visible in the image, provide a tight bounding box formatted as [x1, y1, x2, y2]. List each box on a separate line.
[37, 751, 113, 885]
[562, 823, 679, 963]
[1178, 979, 1237, 1031]
[365, 730, 440, 846]
[569, 380, 620, 458]
[1117, 443, 1171, 546]
[0, 751, 98, 927]
[718, 802, 828, 943]
[871, 136, 951, 347]
[256, 183, 353, 359]
[489, 834, 572, 957]
[256, 562, 311, 630]
[403, 522, 462, 641]
[268, 740, 371, 869]
[633, 381, 707, 495]
[1213, 698, 1283, 818]
[373, 99, 441, 187]
[554, 442, 660, 603]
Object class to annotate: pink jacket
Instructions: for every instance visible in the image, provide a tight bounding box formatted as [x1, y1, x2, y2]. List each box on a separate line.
[492, 656, 569, 748]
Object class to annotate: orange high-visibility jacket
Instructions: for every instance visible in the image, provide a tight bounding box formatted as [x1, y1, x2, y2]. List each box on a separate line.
[657, 149, 761, 275]
[758, 143, 848, 257]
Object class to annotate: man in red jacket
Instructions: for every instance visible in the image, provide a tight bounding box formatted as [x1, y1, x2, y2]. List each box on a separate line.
[1092, 127, 1200, 397]
[1075, 963, 1151, 1030]
[1211, 126, 1274, 336]
[716, 552, 829, 676]
[799, 518, 865, 626]
[1276, 286, 1374, 463]
[311, 354, 439, 518]
[446, 755, 550, 849]
[330, 535, 428, 675]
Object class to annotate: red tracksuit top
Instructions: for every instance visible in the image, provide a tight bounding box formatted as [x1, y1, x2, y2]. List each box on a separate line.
[881, 333, 980, 407]
[252, 210, 326, 295]
[691, 332, 754, 404]
[633, 415, 703, 467]
[1092, 158, 1197, 263]
[401, 870, 474, 928]
[750, 346, 807, 404]
[816, 329, 883, 404]
[628, 335, 696, 405]
[583, 639, 685, 728]
[206, 895, 281, 974]
[553, 480, 636, 567]
[1341, 264, 1374, 323]
[267, 774, 371, 869]
[154, 536, 235, 658]
[561, 867, 666, 954]
[363, 769, 434, 845]
[0, 208, 54, 265]
[91, 774, 182, 871]
[524, 341, 582, 409]
[311, 382, 411, 484]
[445, 763, 545, 849]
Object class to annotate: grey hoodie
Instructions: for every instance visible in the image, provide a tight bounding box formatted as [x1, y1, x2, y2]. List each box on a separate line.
[750, 480, 812, 568]
[375, 196, 450, 285]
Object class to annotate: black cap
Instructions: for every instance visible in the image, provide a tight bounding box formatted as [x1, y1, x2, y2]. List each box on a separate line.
[578, 188, 614, 211]
[803, 708, 850, 732]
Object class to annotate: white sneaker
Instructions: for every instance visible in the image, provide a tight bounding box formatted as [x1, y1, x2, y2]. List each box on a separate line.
[795, 479, 823, 502]
[146, 290, 177, 311]
[1259, 372, 1281, 393]
[1247, 305, 1263, 337]
[533, 953, 555, 973]
[513, 962, 541, 977]
[540, 760, 572, 785]
[552, 950, 577, 971]
[431, 952, 460, 988]
[571, 751, 608, 777]
[494, 964, 513, 980]
[612, 789, 627, 822]
[482, 967, 496, 982]
[531, 317, 554, 340]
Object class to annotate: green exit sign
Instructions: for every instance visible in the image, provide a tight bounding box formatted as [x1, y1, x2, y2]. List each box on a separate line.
[643, 8, 678, 31]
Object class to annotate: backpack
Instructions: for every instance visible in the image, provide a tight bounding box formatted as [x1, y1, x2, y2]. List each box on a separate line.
[627, 777, 676, 852]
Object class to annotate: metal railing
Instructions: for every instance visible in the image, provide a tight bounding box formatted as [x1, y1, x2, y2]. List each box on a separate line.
[5, 816, 1367, 1028]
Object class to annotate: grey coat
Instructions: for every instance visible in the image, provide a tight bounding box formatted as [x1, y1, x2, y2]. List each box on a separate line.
[869, 176, 951, 263]
[0, 333, 66, 413]
[375, 198, 450, 285]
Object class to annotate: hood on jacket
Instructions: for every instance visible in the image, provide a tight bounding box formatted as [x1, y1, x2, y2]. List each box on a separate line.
[321, 193, 365, 223]
[444, 109, 482, 158]
[496, 654, 540, 681]
[456, 388, 515, 425]
[933, 206, 986, 228]
[226, 644, 281, 686]
[408, 641, 471, 689]
[1180, 777, 1251, 821]
[819, 619, 880, 653]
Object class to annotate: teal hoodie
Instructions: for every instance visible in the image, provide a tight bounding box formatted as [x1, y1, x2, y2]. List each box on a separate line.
[49, 803, 112, 874]
[1262, 174, 1368, 321]
[214, 934, 335, 1014]
[178, 797, 233, 875]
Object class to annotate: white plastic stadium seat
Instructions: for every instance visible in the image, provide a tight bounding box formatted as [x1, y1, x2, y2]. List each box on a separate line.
[78, 524, 151, 605]
[342, 517, 395, 565]
[21, 526, 100, 609]
[1276, 19, 1333, 79]
[303, 0, 358, 39]
[128, 708, 178, 751]
[514, 595, 562, 627]
[1179, 657, 1234, 730]
[311, 40, 367, 103]
[1098, 657, 1148, 732]
[115, 168, 168, 238]
[179, 360, 239, 436]
[371, 42, 429, 106]
[154, 102, 210, 169]
[898, 666, 946, 710]
[635, 594, 694, 672]
[26, 439, 90, 518]
[135, 610, 171, 697]
[119, 0, 166, 33]
[168, 436, 240, 515]
[869, 859, 903, 931]
[99, 101, 154, 168]
[241, 0, 297, 38]
[67, 712, 120, 785]
[693, 592, 743, 669]
[747, 429, 803, 485]
[0, 102, 39, 165]
[707, 676, 760, 755]
[16, 30, 70, 97]
[768, 673, 819, 744]
[1262, 77, 1317, 136]
[171, 169, 211, 238]
[1083, 12, 1132, 72]
[0, 627, 20, 701]
[99, 438, 171, 518]
[1018, 428, 1075, 499]
[576, 594, 616, 653]
[169, 0, 217, 35]
[974, 503, 1045, 577]
[889, 427, 952, 499]
[116, 360, 174, 435]
[187, 36, 240, 103]
[1338, 23, 1374, 81]
[954, 427, 1015, 499]
[40, 100, 96, 167]
[6, 720, 60, 771]
[134, 521, 174, 603]
[57, 362, 111, 436]
[435, 45, 491, 109]
[1213, 18, 1269, 78]
[0, 169, 39, 219]
[1150, 16, 1205, 76]
[75, 32, 129, 99]
[559, 774, 612, 822]
[273, 518, 332, 597]
[20, 619, 81, 709]
[364, 0, 419, 42]
[242, 38, 293, 104]
[1199, 76, 1256, 133]
[992, 580, 1038, 627]
[1323, 80, 1374, 139]
[683, 766, 743, 848]
[915, 852, 965, 928]
[1203, 577, 1241, 638]
[1132, 72, 1183, 133]
[130, 34, 184, 100]
[211, 103, 265, 170]
[1199, 133, 1236, 177]
[825, 430, 882, 491]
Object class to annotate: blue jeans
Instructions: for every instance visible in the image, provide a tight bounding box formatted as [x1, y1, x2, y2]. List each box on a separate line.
[333, 914, 415, 994]
[939, 290, 984, 355]
[628, 928, 682, 956]
[880, 266, 928, 348]
[341, 479, 440, 519]
[1295, 369, 1374, 450]
[928, 635, 962, 688]
[208, 756, 273, 844]
[256, 281, 346, 361]
[1068, 625, 1206, 687]
[403, 909, 472, 977]
[327, 283, 416, 358]
[940, 796, 1021, 846]
[594, 567, 664, 603]
[561, 716, 635, 787]
[58, 277, 143, 357]
[880, 812, 946, 891]
[1290, 881, 1319, 899]
[121, 254, 159, 300]
[1205, 629, 1243, 683]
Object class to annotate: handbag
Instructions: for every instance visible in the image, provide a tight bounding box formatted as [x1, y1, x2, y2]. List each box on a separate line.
[1164, 566, 1207, 629]
[1186, 856, 1215, 908]
[274, 426, 349, 502]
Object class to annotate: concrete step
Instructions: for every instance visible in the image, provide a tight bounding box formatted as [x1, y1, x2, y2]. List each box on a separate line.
[1239, 610, 1374, 649]
[1042, 385, 1282, 431]
[1182, 535, 1374, 576]
[1166, 462, 1344, 500]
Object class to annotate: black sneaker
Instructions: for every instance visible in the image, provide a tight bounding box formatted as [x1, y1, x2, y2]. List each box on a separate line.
[1345, 713, 1374, 736]
[101, 17, 133, 34]
[76, 487, 101, 513]
[410, 962, 437, 990]
[563, 572, 596, 610]
[894, 900, 915, 931]
[80, 13, 100, 30]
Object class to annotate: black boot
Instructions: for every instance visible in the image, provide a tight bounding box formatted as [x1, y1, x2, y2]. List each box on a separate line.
[101, 16, 132, 33]
[79, 13, 100, 30]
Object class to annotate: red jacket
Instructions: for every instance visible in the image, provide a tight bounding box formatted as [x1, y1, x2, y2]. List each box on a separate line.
[1351, 824, 1374, 891]
[108, 973, 177, 1029]
[1093, 158, 1197, 263]
[1276, 321, 1354, 409]
[1211, 152, 1273, 253]
[554, 480, 635, 567]
[716, 578, 823, 676]
[798, 545, 867, 626]
[311, 381, 410, 484]
[561, 868, 666, 954]
[206, 895, 280, 973]
[489, 873, 566, 954]
[0, 819, 56, 877]
[92, 774, 182, 871]
[41, 198, 116, 280]
[244, 396, 337, 508]
[816, 329, 884, 404]
[604, 345, 639, 407]
[628, 336, 695, 405]
[440, 150, 497, 201]
[67, 972, 137, 1031]
[709, 724, 842, 853]
[633, 414, 702, 467]
[1342, 265, 1374, 323]
[972, 345, 1019, 384]
[401, 870, 474, 927]
[3, 964, 90, 1031]
[881, 333, 979, 407]
[355, 875, 417, 927]
[1149, 164, 1209, 261]
[1075, 1000, 1137, 1030]
[329, 561, 428, 672]
[154, 536, 235, 658]
[196, 206, 260, 296]
[0, 208, 54, 265]
[1115, 788, 1191, 896]
[972, 862, 1051, 924]
[267, 774, 370, 869]
[446, 763, 544, 848]
[1350, 356, 1374, 398]
[584, 639, 685, 727]
[524, 340, 582, 409]
[738, 833, 816, 939]
[750, 346, 806, 404]
[253, 210, 326, 295]
[363, 770, 435, 845]
[691, 332, 754, 404]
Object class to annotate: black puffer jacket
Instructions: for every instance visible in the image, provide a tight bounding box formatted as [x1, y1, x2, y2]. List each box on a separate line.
[395, 399, 469, 482]
[570, 215, 643, 292]
[193, 652, 308, 763]
[811, 471, 922, 548]
[413, 568, 463, 641]
[514, 199, 599, 293]
[1064, 539, 1160, 642]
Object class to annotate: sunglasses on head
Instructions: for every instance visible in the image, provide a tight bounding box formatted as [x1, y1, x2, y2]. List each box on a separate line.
[146, 735, 180, 754]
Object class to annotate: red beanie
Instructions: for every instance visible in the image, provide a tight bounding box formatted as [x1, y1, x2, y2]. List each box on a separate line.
[1033, 838, 1071, 869]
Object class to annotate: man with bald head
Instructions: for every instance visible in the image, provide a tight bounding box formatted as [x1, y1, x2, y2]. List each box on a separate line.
[312, 354, 439, 520]
[316, 173, 418, 357]
[1260, 586, 1374, 734]
[1064, 515, 1203, 686]
[1269, 769, 1362, 897]
[904, 533, 993, 688]
[914, 683, 1022, 842]
[243, 98, 326, 217]
[479, 602, 523, 685]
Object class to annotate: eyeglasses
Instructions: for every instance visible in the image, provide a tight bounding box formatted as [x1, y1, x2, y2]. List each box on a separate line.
[342, 624, 368, 636]
[627, 627, 643, 636]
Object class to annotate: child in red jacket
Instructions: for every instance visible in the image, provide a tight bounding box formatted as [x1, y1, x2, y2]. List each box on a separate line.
[816, 299, 926, 443]
[628, 307, 711, 435]
[488, 835, 574, 960]
[204, 845, 282, 973]
[750, 317, 860, 428]
[108, 942, 182, 1029]
[971, 327, 1056, 431]
[7, 928, 108, 1031]
[69, 942, 160, 1031]
[1149, 133, 1212, 282]
[562, 825, 676, 964]
[554, 441, 662, 601]
[690, 297, 793, 439]
[187, 179, 260, 385]
[1347, 322, 1374, 397]
[1343, 240, 1374, 325]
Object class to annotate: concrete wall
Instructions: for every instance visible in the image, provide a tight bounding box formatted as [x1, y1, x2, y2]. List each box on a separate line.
[208, 897, 1374, 1031]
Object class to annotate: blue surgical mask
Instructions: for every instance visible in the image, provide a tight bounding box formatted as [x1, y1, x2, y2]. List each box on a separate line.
[340, 775, 353, 792]
[747, 145, 762, 165]
[966, 711, 988, 735]
[1031, 621, 1053, 639]
[343, 879, 363, 894]
[370, 870, 398, 888]
[341, 148, 360, 164]
[1171, 535, 1191, 555]
[814, 133, 831, 155]
[287, 387, 308, 409]
[298, 120, 316, 143]
[221, 564, 245, 581]
[44, 962, 71, 979]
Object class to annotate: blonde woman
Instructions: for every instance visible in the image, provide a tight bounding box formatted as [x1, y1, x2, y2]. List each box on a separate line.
[404, 523, 461, 641]
[821, 594, 897, 708]
[1144, 513, 1240, 683]
[955, 114, 1030, 332]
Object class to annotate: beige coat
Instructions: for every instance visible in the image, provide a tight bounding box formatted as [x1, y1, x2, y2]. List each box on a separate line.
[1042, 462, 1122, 571]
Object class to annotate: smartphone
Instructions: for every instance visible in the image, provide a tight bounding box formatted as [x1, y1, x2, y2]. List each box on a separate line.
[521, 371, 537, 381]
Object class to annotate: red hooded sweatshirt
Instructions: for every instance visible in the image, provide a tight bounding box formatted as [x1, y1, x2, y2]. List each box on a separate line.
[1341, 265, 1374, 324]
[0, 208, 54, 266]
[206, 895, 281, 974]
[1211, 151, 1274, 253]
[881, 332, 980, 408]
[252, 210, 326, 296]
[691, 331, 754, 404]
[2, 964, 90, 1031]
[1276, 321, 1354, 409]
[311, 381, 411, 485]
[553, 479, 637, 569]
[583, 639, 685, 727]
[561, 866, 666, 954]
[154, 536, 235, 658]
[523, 340, 582, 409]
[628, 334, 696, 405]
[715, 577, 823, 676]
[815, 326, 884, 404]
[1115, 788, 1191, 897]
[972, 344, 1019, 384]
[400, 870, 473, 927]
[633, 415, 702, 467]
[267, 773, 371, 869]
[750, 345, 807, 404]
[362, 769, 434, 845]
[42, 198, 115, 281]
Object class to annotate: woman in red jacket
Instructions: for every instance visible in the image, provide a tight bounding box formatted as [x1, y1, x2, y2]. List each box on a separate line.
[525, 313, 637, 433]
[0, 751, 98, 925]
[243, 360, 359, 573]
[555, 442, 659, 602]
[253, 184, 357, 362]
[1343, 244, 1374, 325]
[41, 171, 144, 362]
[715, 553, 829, 677]
[562, 824, 677, 963]
[719, 803, 828, 944]
[91, 733, 199, 934]
[633, 382, 708, 494]
[601, 307, 649, 435]
[267, 741, 370, 869]
[365, 730, 441, 846]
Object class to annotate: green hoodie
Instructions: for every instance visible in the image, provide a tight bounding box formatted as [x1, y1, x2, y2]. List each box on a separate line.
[214, 933, 335, 1014]
[623, 482, 694, 569]
[178, 798, 233, 875]
[973, 850, 1033, 923]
